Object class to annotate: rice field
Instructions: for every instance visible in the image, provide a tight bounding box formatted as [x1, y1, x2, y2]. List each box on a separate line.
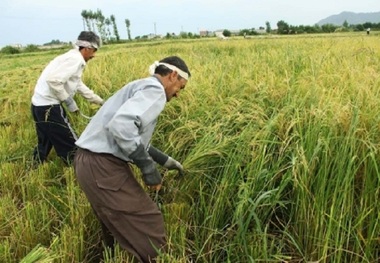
[0, 33, 379, 262]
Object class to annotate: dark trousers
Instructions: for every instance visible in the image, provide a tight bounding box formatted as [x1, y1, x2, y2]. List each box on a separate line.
[74, 148, 166, 263]
[31, 104, 78, 165]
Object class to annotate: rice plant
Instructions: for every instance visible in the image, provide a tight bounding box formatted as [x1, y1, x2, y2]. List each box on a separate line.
[0, 33, 379, 262]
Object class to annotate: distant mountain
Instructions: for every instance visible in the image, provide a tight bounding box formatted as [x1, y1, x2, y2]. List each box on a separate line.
[317, 11, 380, 26]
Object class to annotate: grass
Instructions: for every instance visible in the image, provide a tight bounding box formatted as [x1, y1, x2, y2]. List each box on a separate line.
[0, 33, 379, 262]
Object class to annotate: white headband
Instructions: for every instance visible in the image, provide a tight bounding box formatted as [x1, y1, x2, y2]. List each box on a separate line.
[148, 61, 189, 80]
[75, 40, 99, 49]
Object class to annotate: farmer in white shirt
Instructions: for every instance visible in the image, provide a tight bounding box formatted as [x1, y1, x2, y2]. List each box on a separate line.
[31, 31, 104, 165]
[74, 56, 190, 262]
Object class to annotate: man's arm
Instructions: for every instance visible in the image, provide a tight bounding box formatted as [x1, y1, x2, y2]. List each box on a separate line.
[77, 81, 104, 105]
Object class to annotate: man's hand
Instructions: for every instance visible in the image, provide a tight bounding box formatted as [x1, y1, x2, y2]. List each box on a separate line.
[129, 144, 162, 186]
[64, 97, 79, 112]
[142, 167, 162, 186]
[164, 157, 184, 177]
[148, 184, 162, 191]
[147, 146, 185, 177]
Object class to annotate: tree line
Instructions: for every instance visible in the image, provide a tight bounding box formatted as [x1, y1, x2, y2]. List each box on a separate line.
[275, 20, 380, 34]
[2, 12, 379, 55]
[80, 8, 379, 41]
[80, 9, 131, 43]
[224, 20, 380, 37]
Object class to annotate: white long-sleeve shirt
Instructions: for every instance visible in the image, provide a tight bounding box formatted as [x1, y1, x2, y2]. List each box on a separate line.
[31, 48, 103, 106]
[75, 76, 167, 162]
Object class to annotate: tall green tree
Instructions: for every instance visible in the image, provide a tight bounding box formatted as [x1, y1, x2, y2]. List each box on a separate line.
[95, 9, 107, 42]
[88, 10, 96, 32]
[110, 15, 120, 41]
[265, 21, 271, 33]
[277, 20, 290, 34]
[81, 10, 92, 31]
[105, 18, 112, 41]
[125, 19, 131, 40]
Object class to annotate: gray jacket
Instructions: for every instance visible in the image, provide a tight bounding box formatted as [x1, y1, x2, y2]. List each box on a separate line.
[76, 76, 166, 162]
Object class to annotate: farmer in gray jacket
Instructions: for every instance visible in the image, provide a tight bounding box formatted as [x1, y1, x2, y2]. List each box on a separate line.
[74, 56, 191, 262]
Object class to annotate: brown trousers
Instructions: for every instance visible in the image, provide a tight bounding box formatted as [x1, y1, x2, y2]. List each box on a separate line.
[74, 148, 166, 263]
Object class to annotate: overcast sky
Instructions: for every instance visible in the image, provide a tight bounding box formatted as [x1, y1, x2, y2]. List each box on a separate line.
[0, 0, 379, 47]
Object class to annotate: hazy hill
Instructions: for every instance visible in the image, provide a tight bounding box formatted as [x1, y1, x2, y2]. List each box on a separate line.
[317, 11, 380, 26]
